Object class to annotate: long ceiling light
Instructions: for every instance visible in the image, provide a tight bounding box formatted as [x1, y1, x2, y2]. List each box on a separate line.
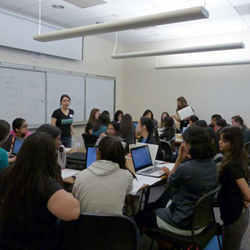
[112, 42, 245, 59]
[33, 6, 209, 42]
[155, 60, 250, 69]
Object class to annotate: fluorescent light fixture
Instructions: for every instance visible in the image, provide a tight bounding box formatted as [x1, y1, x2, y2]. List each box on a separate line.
[155, 60, 250, 69]
[33, 6, 209, 42]
[112, 42, 245, 59]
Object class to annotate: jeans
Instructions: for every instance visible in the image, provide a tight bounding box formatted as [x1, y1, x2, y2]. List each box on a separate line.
[61, 136, 72, 148]
[223, 207, 249, 250]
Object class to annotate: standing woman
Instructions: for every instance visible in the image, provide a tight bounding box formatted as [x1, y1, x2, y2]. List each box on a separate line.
[51, 94, 74, 148]
[218, 127, 250, 250]
[173, 96, 190, 132]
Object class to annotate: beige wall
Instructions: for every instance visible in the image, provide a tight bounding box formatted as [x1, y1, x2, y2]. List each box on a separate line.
[121, 32, 250, 126]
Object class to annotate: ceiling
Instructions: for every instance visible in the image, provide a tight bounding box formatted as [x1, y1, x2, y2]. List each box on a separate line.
[0, 0, 250, 44]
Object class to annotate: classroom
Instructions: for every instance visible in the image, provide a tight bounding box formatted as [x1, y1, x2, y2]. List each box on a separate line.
[0, 1, 250, 250]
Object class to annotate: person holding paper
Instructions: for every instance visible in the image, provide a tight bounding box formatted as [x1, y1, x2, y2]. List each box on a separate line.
[172, 96, 194, 132]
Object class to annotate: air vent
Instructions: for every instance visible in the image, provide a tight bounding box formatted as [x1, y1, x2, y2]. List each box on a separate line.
[63, 0, 107, 9]
[234, 3, 250, 16]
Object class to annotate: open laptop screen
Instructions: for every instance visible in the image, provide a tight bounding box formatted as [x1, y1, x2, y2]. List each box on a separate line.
[86, 147, 97, 168]
[131, 146, 152, 171]
[12, 138, 24, 155]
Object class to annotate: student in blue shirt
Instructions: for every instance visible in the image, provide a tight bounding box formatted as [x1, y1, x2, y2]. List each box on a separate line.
[93, 111, 110, 137]
[0, 120, 10, 171]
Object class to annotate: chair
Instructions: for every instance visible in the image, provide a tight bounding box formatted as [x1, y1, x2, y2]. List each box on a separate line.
[156, 140, 173, 162]
[146, 185, 222, 250]
[82, 133, 98, 149]
[62, 213, 140, 250]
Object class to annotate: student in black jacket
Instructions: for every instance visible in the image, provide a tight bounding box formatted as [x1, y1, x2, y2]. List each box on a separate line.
[160, 117, 175, 142]
[138, 117, 159, 145]
[232, 115, 250, 144]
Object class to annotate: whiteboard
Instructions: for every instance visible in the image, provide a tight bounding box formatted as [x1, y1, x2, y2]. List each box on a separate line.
[85, 76, 115, 119]
[47, 72, 85, 123]
[0, 67, 46, 126]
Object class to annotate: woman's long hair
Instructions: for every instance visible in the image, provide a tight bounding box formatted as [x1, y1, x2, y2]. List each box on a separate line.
[176, 96, 188, 111]
[219, 127, 248, 177]
[0, 132, 63, 222]
[88, 108, 100, 129]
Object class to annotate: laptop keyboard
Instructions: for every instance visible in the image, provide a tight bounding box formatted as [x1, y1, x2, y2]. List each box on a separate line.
[142, 167, 163, 174]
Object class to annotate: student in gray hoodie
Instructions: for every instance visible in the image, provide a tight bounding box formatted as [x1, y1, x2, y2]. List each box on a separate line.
[73, 136, 133, 215]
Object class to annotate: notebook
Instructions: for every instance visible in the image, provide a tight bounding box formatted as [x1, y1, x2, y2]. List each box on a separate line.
[86, 147, 97, 168]
[131, 145, 165, 178]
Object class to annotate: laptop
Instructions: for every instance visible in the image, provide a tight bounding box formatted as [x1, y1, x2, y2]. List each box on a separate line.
[86, 147, 97, 168]
[12, 138, 24, 155]
[131, 145, 165, 178]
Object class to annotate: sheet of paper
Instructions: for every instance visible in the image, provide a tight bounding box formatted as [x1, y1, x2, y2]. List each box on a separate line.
[130, 174, 161, 195]
[62, 169, 81, 179]
[177, 106, 194, 120]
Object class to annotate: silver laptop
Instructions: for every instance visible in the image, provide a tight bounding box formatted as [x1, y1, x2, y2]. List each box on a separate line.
[131, 145, 165, 178]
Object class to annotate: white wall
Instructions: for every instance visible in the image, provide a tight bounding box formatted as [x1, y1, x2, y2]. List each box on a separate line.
[121, 32, 250, 126]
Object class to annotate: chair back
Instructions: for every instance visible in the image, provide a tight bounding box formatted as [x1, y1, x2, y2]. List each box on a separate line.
[157, 140, 173, 162]
[82, 133, 98, 149]
[62, 213, 140, 250]
[191, 185, 221, 235]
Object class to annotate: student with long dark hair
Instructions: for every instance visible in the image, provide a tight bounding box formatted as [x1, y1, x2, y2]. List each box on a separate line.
[120, 114, 136, 145]
[87, 108, 100, 129]
[218, 127, 250, 250]
[0, 132, 80, 250]
[51, 94, 74, 147]
[232, 115, 250, 143]
[135, 127, 216, 237]
[160, 112, 170, 129]
[93, 111, 110, 137]
[138, 117, 159, 145]
[114, 110, 124, 124]
[143, 109, 158, 129]
[159, 116, 175, 142]
[73, 136, 133, 215]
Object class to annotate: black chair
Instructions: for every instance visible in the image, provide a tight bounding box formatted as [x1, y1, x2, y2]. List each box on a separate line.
[82, 133, 98, 149]
[62, 213, 140, 250]
[156, 140, 173, 162]
[146, 185, 222, 250]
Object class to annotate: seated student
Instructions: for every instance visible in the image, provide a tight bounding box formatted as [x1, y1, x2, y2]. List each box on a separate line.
[73, 136, 133, 215]
[209, 114, 222, 130]
[37, 124, 66, 168]
[0, 120, 11, 171]
[87, 108, 100, 129]
[143, 109, 159, 138]
[160, 112, 170, 129]
[3, 118, 31, 152]
[135, 127, 217, 236]
[120, 114, 136, 145]
[195, 120, 208, 128]
[160, 117, 175, 142]
[188, 115, 199, 127]
[82, 123, 98, 149]
[93, 112, 110, 137]
[138, 117, 159, 145]
[218, 127, 250, 250]
[0, 133, 80, 250]
[232, 115, 250, 144]
[214, 118, 227, 134]
[114, 110, 124, 125]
